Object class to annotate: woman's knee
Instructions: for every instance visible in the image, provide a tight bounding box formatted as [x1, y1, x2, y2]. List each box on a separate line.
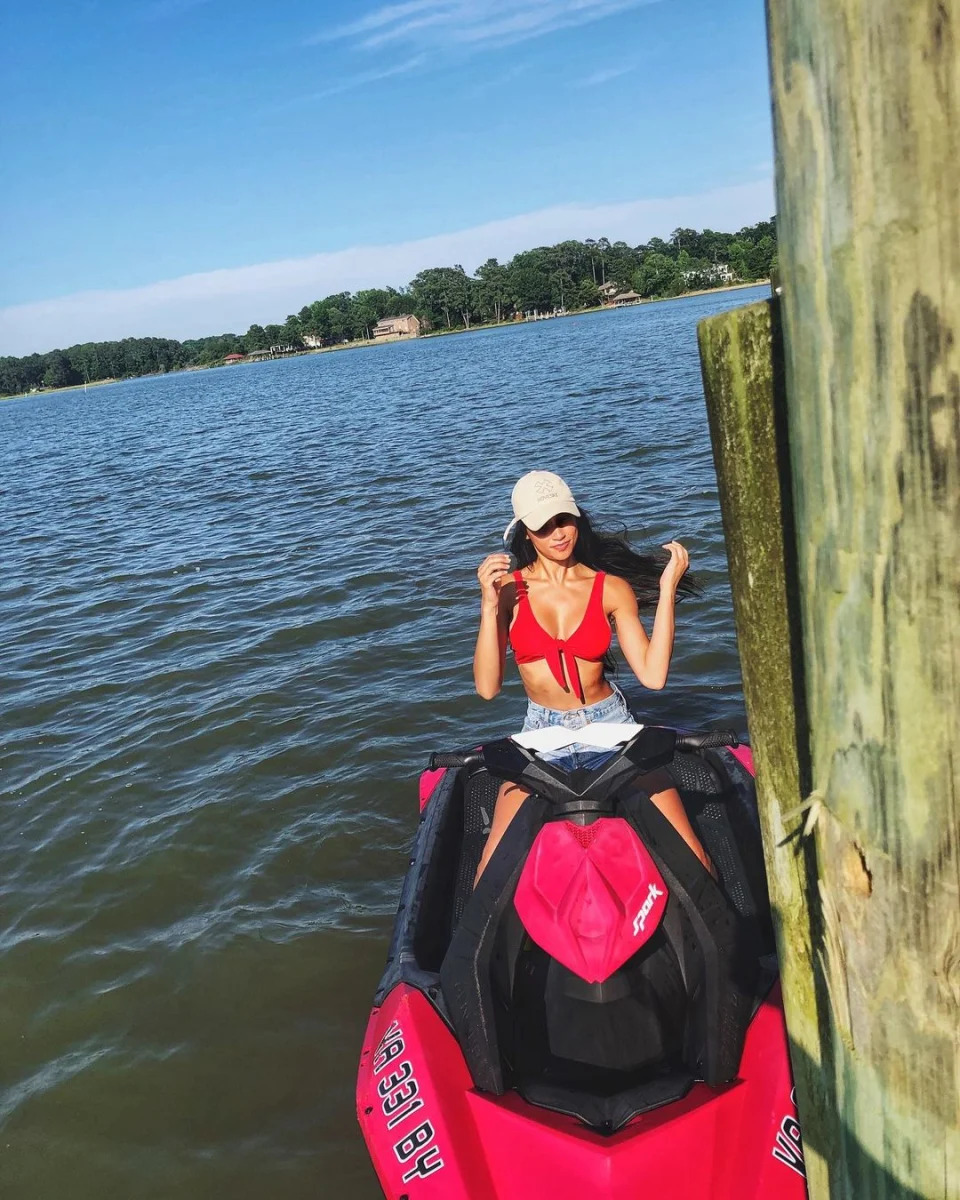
[474, 782, 528, 884]
[639, 767, 674, 797]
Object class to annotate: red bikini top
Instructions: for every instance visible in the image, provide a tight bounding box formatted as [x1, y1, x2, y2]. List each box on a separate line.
[509, 570, 611, 702]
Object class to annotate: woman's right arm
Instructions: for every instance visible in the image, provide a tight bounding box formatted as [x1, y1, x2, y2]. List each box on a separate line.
[473, 553, 512, 699]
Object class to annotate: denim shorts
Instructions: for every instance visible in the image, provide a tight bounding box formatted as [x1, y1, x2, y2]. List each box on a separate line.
[521, 685, 638, 771]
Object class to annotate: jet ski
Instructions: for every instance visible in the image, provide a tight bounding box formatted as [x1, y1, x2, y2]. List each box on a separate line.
[357, 722, 807, 1198]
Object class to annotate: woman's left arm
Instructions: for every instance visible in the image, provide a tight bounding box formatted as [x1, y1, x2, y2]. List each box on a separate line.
[608, 542, 689, 691]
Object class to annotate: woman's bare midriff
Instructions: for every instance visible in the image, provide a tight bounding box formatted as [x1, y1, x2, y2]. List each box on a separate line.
[515, 658, 613, 709]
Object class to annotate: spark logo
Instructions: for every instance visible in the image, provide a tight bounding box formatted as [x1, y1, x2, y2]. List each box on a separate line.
[632, 882, 665, 936]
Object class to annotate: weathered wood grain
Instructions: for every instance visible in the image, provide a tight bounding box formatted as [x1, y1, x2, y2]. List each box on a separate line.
[699, 300, 834, 1194]
[751, 1, 960, 1195]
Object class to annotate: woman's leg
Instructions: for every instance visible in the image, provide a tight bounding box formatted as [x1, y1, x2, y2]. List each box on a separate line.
[474, 780, 530, 886]
[475, 772, 714, 884]
[641, 769, 716, 878]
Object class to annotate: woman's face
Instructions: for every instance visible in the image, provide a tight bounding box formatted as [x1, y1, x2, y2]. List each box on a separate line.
[527, 513, 578, 561]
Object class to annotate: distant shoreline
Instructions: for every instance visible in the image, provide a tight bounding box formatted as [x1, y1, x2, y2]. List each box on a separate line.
[227, 280, 770, 358]
[2, 281, 769, 400]
[1, 376, 124, 401]
[417, 279, 769, 340]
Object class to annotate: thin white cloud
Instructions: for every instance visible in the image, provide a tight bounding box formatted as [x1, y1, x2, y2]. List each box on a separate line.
[576, 64, 634, 87]
[272, 55, 427, 108]
[304, 0, 445, 45]
[0, 178, 775, 356]
[314, 0, 660, 53]
[360, 13, 452, 49]
[320, 0, 444, 39]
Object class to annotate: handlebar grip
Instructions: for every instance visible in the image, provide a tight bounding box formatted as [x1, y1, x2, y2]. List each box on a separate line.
[428, 752, 478, 770]
[675, 729, 740, 752]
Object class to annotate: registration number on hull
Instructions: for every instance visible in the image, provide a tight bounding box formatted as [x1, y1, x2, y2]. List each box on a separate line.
[372, 1018, 446, 1186]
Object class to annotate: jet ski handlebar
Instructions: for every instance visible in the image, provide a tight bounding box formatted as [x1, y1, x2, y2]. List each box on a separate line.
[428, 728, 740, 773]
[675, 729, 739, 751]
[429, 751, 482, 770]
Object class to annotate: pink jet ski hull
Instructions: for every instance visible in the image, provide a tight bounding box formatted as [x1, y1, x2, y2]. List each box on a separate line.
[358, 735, 807, 1198]
[358, 980, 805, 1199]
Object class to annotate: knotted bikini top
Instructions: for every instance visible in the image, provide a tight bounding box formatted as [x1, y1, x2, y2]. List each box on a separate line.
[509, 570, 611, 702]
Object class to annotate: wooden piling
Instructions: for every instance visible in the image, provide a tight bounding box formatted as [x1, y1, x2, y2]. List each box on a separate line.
[701, 1, 960, 1195]
[699, 300, 834, 1194]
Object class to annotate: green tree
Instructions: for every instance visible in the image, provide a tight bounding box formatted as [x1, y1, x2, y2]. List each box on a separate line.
[243, 324, 270, 351]
[550, 268, 574, 311]
[576, 278, 600, 309]
[606, 240, 639, 287]
[351, 294, 379, 340]
[410, 268, 450, 327]
[670, 227, 699, 255]
[298, 302, 330, 344]
[42, 351, 76, 389]
[747, 235, 776, 279]
[67, 342, 101, 384]
[508, 249, 553, 313]
[446, 265, 476, 328]
[410, 266, 474, 328]
[634, 252, 682, 298]
[282, 315, 304, 347]
[584, 238, 599, 284]
[596, 237, 611, 285]
[726, 240, 751, 280]
[325, 308, 348, 343]
[476, 258, 511, 323]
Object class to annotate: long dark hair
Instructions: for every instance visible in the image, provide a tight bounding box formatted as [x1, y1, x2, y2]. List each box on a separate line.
[508, 508, 700, 611]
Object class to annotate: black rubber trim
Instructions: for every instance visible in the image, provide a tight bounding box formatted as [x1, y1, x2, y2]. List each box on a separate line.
[373, 768, 458, 1015]
[438, 793, 548, 1095]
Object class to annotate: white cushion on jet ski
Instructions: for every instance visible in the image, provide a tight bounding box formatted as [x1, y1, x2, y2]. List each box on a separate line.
[512, 722, 642, 752]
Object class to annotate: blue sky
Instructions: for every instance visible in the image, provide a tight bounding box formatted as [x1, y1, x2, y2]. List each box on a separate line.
[1, 0, 775, 353]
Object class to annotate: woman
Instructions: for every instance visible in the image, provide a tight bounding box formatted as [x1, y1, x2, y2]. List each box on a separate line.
[473, 469, 712, 882]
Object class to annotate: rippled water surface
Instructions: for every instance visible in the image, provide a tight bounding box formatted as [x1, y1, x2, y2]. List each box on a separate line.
[1, 287, 764, 1198]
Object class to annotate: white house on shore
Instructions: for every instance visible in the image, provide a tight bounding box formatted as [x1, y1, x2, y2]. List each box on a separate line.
[681, 262, 738, 286]
[373, 314, 421, 341]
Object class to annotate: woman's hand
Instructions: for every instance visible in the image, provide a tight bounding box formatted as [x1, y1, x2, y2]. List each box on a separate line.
[474, 554, 511, 698]
[659, 541, 689, 595]
[477, 553, 512, 607]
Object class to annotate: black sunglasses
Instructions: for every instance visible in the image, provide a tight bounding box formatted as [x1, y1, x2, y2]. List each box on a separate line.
[529, 513, 577, 537]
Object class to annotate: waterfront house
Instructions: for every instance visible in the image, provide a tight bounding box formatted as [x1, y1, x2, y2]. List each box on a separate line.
[373, 314, 421, 340]
[223, 352, 245, 364]
[598, 281, 619, 304]
[612, 290, 641, 306]
[680, 262, 738, 286]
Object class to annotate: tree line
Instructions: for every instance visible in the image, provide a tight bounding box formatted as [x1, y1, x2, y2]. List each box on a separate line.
[0, 220, 776, 396]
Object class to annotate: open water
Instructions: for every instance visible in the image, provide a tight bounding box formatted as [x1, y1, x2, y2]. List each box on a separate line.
[0, 285, 765, 1199]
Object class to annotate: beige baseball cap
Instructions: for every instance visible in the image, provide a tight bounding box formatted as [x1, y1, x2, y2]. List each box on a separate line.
[502, 470, 581, 541]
